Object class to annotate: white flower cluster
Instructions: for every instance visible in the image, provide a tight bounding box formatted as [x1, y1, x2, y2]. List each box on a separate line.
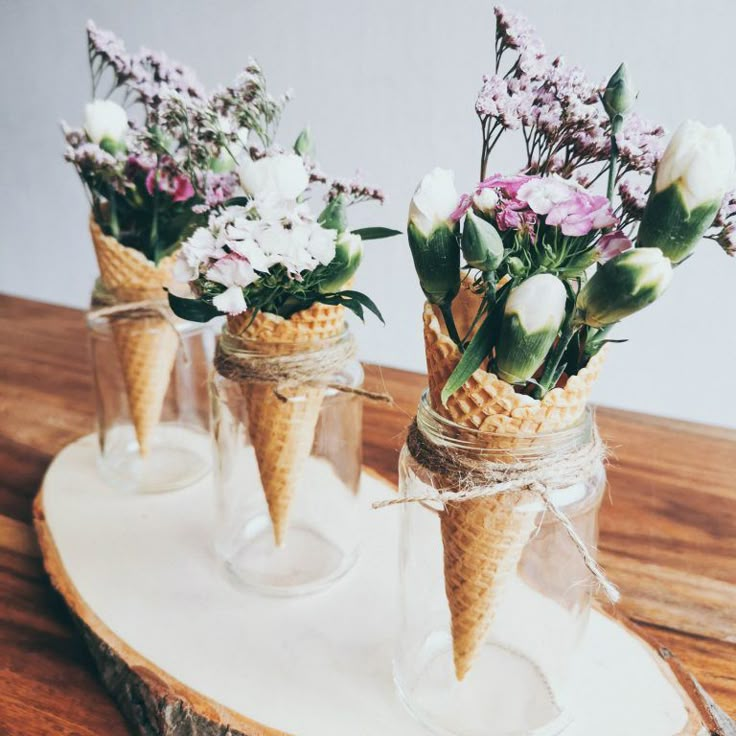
[175, 152, 338, 315]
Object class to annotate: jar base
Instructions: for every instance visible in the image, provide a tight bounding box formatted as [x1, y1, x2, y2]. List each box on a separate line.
[394, 636, 572, 736]
[219, 514, 359, 597]
[98, 423, 211, 494]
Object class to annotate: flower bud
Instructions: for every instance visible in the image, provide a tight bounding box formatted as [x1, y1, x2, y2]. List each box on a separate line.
[84, 99, 128, 152]
[408, 168, 461, 304]
[294, 127, 315, 157]
[319, 232, 363, 293]
[576, 248, 672, 328]
[638, 121, 735, 262]
[461, 210, 504, 271]
[603, 63, 637, 117]
[472, 187, 499, 216]
[495, 274, 567, 384]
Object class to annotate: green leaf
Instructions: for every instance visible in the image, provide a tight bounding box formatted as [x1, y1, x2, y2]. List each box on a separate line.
[223, 196, 251, 208]
[341, 290, 384, 323]
[351, 227, 401, 240]
[318, 194, 348, 232]
[167, 292, 223, 322]
[316, 289, 385, 324]
[440, 312, 494, 405]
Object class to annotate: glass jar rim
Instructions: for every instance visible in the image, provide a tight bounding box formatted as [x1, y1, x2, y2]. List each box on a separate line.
[415, 389, 594, 454]
[86, 308, 217, 336]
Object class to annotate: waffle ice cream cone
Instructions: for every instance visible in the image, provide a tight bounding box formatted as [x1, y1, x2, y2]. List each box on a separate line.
[423, 283, 604, 680]
[226, 301, 346, 546]
[90, 218, 179, 456]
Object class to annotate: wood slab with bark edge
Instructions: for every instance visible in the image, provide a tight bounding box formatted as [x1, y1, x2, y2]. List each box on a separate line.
[1, 294, 735, 734]
[32, 439, 735, 736]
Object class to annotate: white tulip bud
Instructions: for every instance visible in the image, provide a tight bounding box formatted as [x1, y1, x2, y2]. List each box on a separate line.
[577, 248, 672, 327]
[84, 99, 128, 148]
[495, 274, 567, 384]
[638, 121, 734, 263]
[408, 168, 459, 238]
[407, 168, 461, 305]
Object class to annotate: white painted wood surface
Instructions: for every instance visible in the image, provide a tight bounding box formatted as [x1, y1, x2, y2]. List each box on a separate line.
[42, 435, 693, 736]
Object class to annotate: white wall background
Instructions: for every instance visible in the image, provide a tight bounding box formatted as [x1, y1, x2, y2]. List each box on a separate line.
[1, 0, 735, 427]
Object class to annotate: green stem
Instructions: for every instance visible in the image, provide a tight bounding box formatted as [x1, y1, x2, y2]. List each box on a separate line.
[107, 185, 120, 240]
[440, 301, 464, 351]
[533, 320, 580, 399]
[606, 115, 623, 204]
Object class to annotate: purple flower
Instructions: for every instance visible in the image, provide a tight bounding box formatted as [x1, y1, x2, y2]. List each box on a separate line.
[596, 231, 633, 263]
[546, 192, 617, 236]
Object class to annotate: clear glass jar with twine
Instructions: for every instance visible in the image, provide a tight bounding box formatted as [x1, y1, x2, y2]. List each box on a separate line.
[390, 391, 611, 736]
[210, 322, 372, 596]
[87, 294, 215, 494]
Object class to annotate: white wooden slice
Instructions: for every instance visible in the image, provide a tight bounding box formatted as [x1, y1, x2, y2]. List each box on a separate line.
[34, 435, 729, 735]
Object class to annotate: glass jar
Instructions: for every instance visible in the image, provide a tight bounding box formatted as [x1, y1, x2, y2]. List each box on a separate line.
[210, 327, 365, 596]
[394, 392, 605, 736]
[87, 307, 215, 494]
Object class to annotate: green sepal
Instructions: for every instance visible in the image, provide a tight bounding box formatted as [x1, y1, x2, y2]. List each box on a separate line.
[495, 314, 561, 385]
[318, 194, 348, 233]
[167, 291, 223, 322]
[318, 237, 363, 293]
[461, 210, 504, 271]
[407, 220, 460, 305]
[638, 182, 720, 263]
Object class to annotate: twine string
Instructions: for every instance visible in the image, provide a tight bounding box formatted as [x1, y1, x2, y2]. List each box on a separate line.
[374, 419, 620, 604]
[88, 281, 189, 362]
[214, 331, 392, 403]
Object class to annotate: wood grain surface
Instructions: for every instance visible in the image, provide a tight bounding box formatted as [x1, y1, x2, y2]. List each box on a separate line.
[1, 293, 735, 734]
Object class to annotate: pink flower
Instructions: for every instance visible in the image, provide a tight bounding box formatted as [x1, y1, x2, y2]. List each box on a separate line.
[449, 193, 473, 222]
[478, 173, 533, 197]
[546, 192, 617, 236]
[596, 231, 633, 263]
[495, 200, 536, 232]
[145, 168, 195, 202]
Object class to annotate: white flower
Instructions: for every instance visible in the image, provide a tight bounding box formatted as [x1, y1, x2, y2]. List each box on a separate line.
[472, 187, 499, 215]
[213, 286, 247, 315]
[239, 152, 309, 201]
[505, 273, 567, 333]
[656, 121, 735, 210]
[84, 99, 128, 144]
[307, 224, 338, 265]
[517, 175, 575, 215]
[408, 167, 459, 237]
[206, 254, 259, 288]
[180, 227, 218, 267]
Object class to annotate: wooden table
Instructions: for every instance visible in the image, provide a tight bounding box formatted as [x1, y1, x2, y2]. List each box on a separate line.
[1, 293, 734, 734]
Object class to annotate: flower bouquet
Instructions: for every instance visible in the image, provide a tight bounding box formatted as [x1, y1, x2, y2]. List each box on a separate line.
[405, 5, 734, 684]
[63, 22, 232, 456]
[167, 72, 398, 549]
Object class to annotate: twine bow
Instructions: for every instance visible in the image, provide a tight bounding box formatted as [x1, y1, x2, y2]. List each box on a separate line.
[374, 419, 620, 604]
